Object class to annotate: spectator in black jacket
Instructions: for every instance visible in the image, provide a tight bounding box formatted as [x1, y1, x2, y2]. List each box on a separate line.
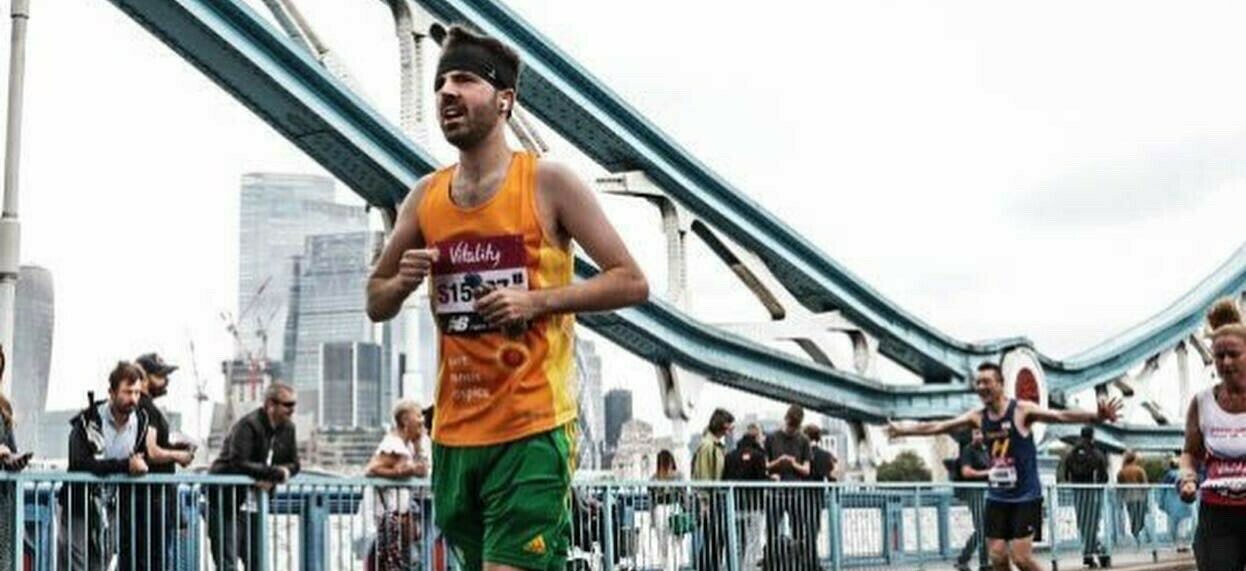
[1061, 426, 1110, 568]
[803, 424, 834, 571]
[763, 405, 813, 571]
[804, 424, 835, 483]
[59, 362, 151, 571]
[206, 381, 300, 571]
[955, 429, 991, 571]
[725, 424, 768, 571]
[134, 352, 194, 571]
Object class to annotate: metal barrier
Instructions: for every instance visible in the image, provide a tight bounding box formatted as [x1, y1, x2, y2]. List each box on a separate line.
[1, 472, 440, 571]
[0, 474, 1196, 571]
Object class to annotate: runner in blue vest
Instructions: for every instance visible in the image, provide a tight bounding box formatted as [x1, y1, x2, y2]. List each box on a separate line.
[887, 363, 1122, 571]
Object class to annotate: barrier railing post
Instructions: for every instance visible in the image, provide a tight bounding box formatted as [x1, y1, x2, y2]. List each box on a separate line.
[725, 484, 739, 571]
[1048, 484, 1059, 571]
[256, 486, 271, 571]
[300, 486, 329, 571]
[1147, 487, 1158, 563]
[882, 494, 896, 564]
[937, 486, 950, 560]
[603, 485, 616, 571]
[914, 486, 925, 570]
[24, 481, 49, 571]
[178, 484, 200, 571]
[1101, 485, 1114, 559]
[4, 476, 21, 571]
[422, 493, 437, 571]
[828, 486, 842, 571]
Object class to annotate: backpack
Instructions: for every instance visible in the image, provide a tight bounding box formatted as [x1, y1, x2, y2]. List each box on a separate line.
[943, 457, 963, 482]
[1065, 443, 1101, 482]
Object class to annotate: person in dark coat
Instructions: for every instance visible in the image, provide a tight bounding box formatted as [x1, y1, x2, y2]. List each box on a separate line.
[206, 381, 300, 571]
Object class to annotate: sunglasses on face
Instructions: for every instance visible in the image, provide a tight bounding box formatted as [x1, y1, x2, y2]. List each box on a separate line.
[272, 400, 297, 410]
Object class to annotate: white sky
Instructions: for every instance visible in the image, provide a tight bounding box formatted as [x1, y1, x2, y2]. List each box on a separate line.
[2, 1, 1243, 438]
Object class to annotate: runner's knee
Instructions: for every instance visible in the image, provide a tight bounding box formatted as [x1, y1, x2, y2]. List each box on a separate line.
[988, 544, 1010, 571]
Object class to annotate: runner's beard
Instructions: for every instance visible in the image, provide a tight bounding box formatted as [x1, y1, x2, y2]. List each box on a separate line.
[443, 110, 498, 149]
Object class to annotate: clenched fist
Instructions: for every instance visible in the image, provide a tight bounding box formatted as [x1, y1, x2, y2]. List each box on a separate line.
[397, 248, 439, 292]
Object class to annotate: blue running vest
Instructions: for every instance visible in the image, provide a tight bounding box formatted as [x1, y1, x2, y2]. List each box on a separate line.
[980, 399, 1042, 503]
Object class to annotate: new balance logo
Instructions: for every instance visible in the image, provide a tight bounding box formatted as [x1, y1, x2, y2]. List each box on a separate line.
[447, 316, 470, 332]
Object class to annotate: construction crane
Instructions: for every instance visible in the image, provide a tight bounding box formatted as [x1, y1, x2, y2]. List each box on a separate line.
[186, 337, 210, 438]
[254, 304, 281, 367]
[222, 275, 276, 403]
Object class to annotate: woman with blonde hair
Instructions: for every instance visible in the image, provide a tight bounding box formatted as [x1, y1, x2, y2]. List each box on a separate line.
[366, 399, 430, 571]
[1179, 298, 1246, 570]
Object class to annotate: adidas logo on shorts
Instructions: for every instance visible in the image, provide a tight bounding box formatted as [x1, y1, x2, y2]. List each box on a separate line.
[523, 535, 546, 555]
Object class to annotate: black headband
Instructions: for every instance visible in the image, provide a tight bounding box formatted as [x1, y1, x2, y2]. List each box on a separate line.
[435, 42, 517, 92]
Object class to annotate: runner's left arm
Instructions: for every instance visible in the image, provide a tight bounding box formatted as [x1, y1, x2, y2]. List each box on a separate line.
[1021, 397, 1122, 426]
[476, 162, 648, 326]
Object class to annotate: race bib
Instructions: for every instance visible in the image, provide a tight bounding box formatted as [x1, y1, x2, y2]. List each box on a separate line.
[1203, 459, 1246, 499]
[431, 235, 529, 335]
[989, 463, 1017, 489]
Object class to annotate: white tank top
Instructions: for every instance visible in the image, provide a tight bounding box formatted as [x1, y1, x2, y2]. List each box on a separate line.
[1196, 386, 1246, 505]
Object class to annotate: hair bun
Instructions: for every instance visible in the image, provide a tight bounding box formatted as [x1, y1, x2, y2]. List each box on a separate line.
[1208, 298, 1244, 330]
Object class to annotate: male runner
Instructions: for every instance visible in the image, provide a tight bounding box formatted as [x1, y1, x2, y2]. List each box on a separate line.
[887, 363, 1122, 571]
[367, 24, 649, 571]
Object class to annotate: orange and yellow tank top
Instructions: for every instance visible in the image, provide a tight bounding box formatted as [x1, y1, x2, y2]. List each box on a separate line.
[417, 151, 577, 446]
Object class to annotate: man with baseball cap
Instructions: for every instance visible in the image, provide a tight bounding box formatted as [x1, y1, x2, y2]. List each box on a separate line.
[135, 352, 194, 570]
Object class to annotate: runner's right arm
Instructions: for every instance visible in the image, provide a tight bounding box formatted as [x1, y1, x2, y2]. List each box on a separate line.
[887, 410, 979, 438]
[1178, 398, 1203, 502]
[368, 177, 434, 322]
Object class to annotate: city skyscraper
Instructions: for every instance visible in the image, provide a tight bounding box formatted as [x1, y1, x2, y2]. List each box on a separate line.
[288, 231, 401, 427]
[575, 339, 605, 470]
[604, 388, 633, 462]
[319, 341, 384, 428]
[291, 231, 384, 388]
[237, 173, 366, 364]
[13, 265, 53, 451]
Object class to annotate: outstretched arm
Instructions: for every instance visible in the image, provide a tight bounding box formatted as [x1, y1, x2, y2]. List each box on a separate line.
[887, 410, 979, 438]
[1022, 397, 1122, 426]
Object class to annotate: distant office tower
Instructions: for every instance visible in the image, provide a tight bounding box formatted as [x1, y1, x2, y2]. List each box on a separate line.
[575, 339, 605, 470]
[291, 232, 388, 388]
[13, 265, 53, 452]
[282, 255, 304, 373]
[318, 341, 384, 428]
[604, 388, 633, 458]
[237, 173, 366, 364]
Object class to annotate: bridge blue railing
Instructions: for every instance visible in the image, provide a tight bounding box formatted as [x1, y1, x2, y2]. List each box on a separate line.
[0, 472, 1195, 571]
